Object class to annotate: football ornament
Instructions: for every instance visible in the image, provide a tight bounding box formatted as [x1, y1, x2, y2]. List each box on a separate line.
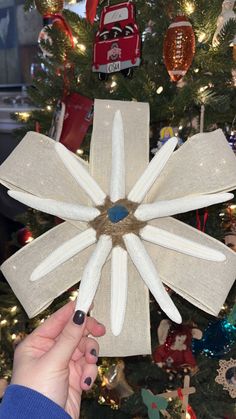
[163, 15, 195, 82]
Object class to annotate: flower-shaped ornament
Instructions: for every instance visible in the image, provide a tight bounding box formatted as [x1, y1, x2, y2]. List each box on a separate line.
[8, 111, 233, 335]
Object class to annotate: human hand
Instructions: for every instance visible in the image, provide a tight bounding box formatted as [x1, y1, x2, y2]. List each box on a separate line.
[11, 301, 106, 419]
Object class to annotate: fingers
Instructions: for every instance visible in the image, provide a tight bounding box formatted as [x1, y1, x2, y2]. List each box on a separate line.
[31, 301, 75, 340]
[84, 317, 106, 338]
[78, 362, 98, 392]
[44, 313, 106, 368]
[44, 314, 87, 367]
[72, 336, 99, 362]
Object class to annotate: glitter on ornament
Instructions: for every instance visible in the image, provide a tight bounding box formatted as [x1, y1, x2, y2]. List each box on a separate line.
[163, 15, 195, 82]
[192, 317, 236, 358]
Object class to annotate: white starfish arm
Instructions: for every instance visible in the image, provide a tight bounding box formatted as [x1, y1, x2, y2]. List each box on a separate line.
[30, 228, 97, 281]
[123, 233, 182, 324]
[55, 142, 106, 206]
[110, 110, 126, 203]
[135, 192, 234, 221]
[111, 246, 128, 336]
[140, 224, 226, 262]
[75, 234, 112, 314]
[128, 137, 177, 203]
[8, 190, 100, 221]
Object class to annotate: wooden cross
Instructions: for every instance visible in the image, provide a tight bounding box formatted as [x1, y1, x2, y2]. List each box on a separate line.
[158, 375, 196, 419]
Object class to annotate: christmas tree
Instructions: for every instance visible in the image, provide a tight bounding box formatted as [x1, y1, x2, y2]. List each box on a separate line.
[0, 0, 236, 418]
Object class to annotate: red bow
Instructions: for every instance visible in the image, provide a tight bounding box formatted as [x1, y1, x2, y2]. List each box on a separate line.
[86, 0, 99, 24]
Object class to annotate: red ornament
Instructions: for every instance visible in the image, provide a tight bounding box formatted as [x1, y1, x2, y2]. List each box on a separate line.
[153, 320, 202, 371]
[92, 2, 141, 78]
[163, 15, 195, 82]
[16, 228, 33, 247]
[49, 93, 93, 153]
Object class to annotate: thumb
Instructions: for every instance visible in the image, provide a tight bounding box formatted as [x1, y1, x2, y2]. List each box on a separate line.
[45, 311, 86, 367]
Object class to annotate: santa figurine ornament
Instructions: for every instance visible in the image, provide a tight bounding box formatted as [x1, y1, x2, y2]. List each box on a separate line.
[153, 319, 202, 373]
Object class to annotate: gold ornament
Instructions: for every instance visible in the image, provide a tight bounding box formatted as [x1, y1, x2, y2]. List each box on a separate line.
[98, 360, 134, 408]
[35, 0, 64, 16]
[215, 358, 236, 398]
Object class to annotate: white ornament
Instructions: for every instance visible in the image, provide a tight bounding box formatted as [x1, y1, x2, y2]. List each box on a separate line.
[212, 0, 236, 47]
[7, 111, 234, 335]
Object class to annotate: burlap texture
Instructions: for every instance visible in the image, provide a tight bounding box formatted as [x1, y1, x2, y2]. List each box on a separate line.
[1, 99, 236, 356]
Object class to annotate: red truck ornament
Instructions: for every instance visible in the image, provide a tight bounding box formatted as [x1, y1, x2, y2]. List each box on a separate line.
[92, 2, 141, 79]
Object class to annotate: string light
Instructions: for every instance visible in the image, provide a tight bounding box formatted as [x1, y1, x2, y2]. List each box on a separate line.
[13, 319, 18, 324]
[76, 149, 84, 155]
[69, 290, 79, 301]
[199, 86, 208, 93]
[0, 320, 7, 326]
[194, 68, 199, 73]
[184, 1, 195, 15]
[15, 112, 31, 122]
[156, 86, 163, 94]
[46, 105, 52, 111]
[10, 306, 17, 313]
[111, 81, 117, 88]
[11, 334, 17, 341]
[78, 44, 86, 52]
[198, 32, 206, 43]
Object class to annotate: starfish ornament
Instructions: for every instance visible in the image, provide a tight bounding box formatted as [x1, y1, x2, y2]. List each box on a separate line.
[8, 110, 233, 336]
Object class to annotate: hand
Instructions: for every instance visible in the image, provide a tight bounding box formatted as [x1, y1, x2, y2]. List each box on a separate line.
[11, 301, 106, 419]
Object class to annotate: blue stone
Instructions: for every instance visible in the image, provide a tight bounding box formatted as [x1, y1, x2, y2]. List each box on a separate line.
[108, 205, 129, 223]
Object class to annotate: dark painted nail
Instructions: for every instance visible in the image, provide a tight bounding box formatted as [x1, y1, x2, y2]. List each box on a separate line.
[90, 348, 97, 357]
[84, 377, 92, 387]
[73, 310, 85, 325]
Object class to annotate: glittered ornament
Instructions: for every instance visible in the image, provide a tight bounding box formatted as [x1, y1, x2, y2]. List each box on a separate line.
[163, 15, 195, 82]
[35, 0, 64, 16]
[192, 317, 236, 358]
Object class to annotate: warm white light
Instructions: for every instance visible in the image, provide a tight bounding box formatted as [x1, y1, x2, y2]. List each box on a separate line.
[111, 81, 117, 88]
[40, 318, 45, 323]
[179, 125, 183, 130]
[184, 1, 195, 15]
[46, 105, 52, 111]
[10, 306, 17, 313]
[199, 86, 208, 93]
[156, 86, 163, 94]
[194, 68, 199, 73]
[73, 36, 78, 45]
[229, 204, 236, 209]
[25, 236, 34, 244]
[186, 413, 191, 419]
[16, 112, 31, 122]
[78, 44, 86, 52]
[13, 319, 18, 324]
[198, 32, 206, 43]
[0, 320, 7, 326]
[76, 149, 84, 155]
[11, 334, 17, 340]
[69, 290, 79, 301]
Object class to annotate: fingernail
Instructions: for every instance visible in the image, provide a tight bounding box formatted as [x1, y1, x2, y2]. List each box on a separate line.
[90, 348, 97, 357]
[84, 377, 92, 387]
[73, 310, 85, 325]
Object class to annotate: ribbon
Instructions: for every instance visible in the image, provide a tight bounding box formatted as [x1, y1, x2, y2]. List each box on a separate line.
[86, 0, 100, 24]
[196, 208, 209, 232]
[43, 13, 75, 98]
[1, 100, 236, 357]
